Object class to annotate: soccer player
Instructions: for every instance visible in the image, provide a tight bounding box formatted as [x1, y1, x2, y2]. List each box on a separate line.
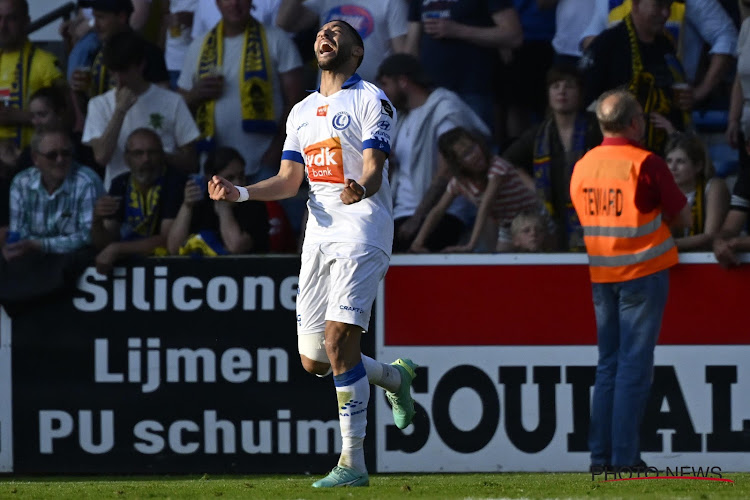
[208, 19, 416, 488]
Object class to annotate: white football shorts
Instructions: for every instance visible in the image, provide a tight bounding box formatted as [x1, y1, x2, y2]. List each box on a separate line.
[296, 242, 389, 335]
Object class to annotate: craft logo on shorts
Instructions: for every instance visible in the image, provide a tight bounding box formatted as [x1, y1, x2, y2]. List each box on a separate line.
[316, 105, 328, 117]
[304, 137, 344, 183]
[332, 111, 351, 131]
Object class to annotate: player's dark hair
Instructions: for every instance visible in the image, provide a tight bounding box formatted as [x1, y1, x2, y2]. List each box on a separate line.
[328, 19, 364, 69]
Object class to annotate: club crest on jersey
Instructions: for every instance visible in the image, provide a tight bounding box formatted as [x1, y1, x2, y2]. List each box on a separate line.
[332, 111, 351, 130]
[304, 137, 345, 183]
[317, 105, 329, 117]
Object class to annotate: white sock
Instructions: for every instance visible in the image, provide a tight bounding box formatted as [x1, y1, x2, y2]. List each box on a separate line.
[361, 354, 401, 392]
[333, 361, 369, 473]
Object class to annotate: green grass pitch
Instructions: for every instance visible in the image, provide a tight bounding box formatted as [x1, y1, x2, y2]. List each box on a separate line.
[0, 472, 748, 499]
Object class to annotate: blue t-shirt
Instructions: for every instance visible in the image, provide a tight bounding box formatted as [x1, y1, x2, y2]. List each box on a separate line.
[408, 0, 513, 94]
[513, 0, 555, 42]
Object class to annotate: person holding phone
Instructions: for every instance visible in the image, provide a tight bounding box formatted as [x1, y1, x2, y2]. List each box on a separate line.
[166, 146, 270, 256]
[90, 128, 184, 274]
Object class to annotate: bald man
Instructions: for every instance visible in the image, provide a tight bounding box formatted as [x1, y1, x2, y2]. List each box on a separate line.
[570, 89, 690, 472]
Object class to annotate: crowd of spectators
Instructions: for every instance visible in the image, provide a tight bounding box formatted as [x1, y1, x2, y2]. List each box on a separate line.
[1, 0, 749, 307]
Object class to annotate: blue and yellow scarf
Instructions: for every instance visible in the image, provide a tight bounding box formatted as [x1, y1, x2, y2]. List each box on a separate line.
[532, 115, 587, 251]
[195, 20, 277, 152]
[178, 230, 229, 257]
[90, 49, 114, 97]
[625, 14, 689, 154]
[123, 171, 165, 241]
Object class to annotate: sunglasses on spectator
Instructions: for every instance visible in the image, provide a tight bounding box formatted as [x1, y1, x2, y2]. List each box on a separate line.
[38, 149, 73, 161]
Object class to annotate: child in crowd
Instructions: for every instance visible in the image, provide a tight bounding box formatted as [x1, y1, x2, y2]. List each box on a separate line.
[510, 211, 548, 252]
[664, 133, 729, 251]
[410, 127, 544, 253]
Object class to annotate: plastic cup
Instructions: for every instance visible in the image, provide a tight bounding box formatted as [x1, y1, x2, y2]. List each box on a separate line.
[672, 82, 690, 101]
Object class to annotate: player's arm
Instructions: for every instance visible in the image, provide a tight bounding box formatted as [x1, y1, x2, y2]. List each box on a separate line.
[209, 159, 305, 202]
[342, 91, 395, 204]
[341, 149, 387, 205]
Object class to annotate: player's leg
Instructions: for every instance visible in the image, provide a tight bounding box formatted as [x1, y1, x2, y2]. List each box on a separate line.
[298, 332, 331, 376]
[312, 243, 381, 487]
[313, 243, 417, 488]
[310, 320, 370, 487]
[296, 244, 332, 376]
[319, 243, 417, 430]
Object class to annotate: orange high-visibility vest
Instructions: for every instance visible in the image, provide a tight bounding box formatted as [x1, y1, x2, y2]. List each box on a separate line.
[570, 143, 678, 283]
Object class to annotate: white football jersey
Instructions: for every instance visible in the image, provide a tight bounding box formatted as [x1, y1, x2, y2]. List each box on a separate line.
[282, 75, 395, 255]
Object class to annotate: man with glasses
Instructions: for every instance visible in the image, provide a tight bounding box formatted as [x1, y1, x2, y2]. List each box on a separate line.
[0, 125, 102, 314]
[90, 128, 184, 274]
[4, 126, 103, 260]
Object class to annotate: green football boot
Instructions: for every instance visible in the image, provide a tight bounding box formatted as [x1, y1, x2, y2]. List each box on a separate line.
[386, 358, 418, 429]
[312, 466, 370, 487]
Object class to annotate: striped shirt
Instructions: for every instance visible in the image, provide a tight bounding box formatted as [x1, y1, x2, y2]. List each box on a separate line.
[9, 163, 104, 253]
[447, 156, 539, 227]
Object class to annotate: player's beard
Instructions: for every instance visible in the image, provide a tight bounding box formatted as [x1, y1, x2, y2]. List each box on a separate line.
[317, 48, 346, 71]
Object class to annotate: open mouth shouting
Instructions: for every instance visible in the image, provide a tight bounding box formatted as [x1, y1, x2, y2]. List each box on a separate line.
[318, 40, 336, 57]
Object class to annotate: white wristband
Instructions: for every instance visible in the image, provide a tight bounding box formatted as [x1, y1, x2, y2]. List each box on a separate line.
[360, 185, 367, 199]
[235, 185, 249, 202]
